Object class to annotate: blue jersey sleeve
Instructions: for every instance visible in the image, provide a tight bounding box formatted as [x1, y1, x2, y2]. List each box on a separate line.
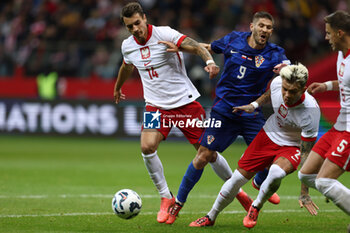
[280, 53, 290, 64]
[211, 31, 239, 54]
[276, 48, 290, 64]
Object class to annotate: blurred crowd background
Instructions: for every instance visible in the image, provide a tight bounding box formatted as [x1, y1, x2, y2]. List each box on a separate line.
[0, 0, 349, 97]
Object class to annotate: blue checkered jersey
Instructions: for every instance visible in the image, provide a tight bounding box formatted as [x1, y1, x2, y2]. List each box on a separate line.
[211, 31, 289, 119]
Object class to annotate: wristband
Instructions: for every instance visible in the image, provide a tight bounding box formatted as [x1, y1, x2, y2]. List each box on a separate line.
[206, 59, 215, 65]
[324, 81, 333, 91]
[250, 101, 259, 109]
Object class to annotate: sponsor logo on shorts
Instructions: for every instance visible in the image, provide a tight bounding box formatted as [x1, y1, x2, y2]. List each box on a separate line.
[331, 151, 342, 157]
[207, 135, 215, 145]
[143, 110, 161, 129]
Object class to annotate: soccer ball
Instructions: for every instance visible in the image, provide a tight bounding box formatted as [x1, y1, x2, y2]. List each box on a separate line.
[112, 189, 142, 219]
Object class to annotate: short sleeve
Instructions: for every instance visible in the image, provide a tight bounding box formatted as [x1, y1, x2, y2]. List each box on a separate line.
[300, 108, 320, 140]
[211, 31, 237, 54]
[157, 26, 187, 47]
[270, 76, 282, 94]
[279, 52, 290, 65]
[121, 41, 132, 65]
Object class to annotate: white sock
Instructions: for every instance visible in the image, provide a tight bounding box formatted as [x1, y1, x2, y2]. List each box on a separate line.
[207, 169, 248, 221]
[252, 164, 286, 209]
[209, 152, 233, 181]
[298, 171, 317, 189]
[142, 151, 172, 199]
[316, 178, 350, 215]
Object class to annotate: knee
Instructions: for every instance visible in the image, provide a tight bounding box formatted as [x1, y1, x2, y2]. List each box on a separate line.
[193, 147, 215, 169]
[315, 178, 333, 195]
[141, 142, 158, 155]
[298, 171, 307, 183]
[298, 171, 316, 189]
[268, 164, 287, 181]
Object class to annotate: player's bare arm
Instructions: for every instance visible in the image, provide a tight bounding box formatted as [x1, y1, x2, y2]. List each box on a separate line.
[159, 38, 219, 79]
[307, 80, 339, 95]
[180, 37, 210, 58]
[199, 43, 213, 54]
[114, 62, 134, 104]
[298, 140, 319, 216]
[232, 89, 271, 113]
[158, 41, 213, 54]
[180, 37, 219, 79]
[159, 38, 213, 61]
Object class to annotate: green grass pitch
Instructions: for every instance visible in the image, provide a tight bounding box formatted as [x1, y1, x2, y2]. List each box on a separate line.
[0, 135, 348, 233]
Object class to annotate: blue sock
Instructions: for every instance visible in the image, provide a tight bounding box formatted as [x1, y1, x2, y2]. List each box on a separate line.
[254, 168, 269, 187]
[177, 162, 203, 203]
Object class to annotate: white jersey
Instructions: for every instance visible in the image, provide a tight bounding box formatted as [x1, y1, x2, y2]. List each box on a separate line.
[264, 77, 320, 147]
[334, 50, 350, 132]
[121, 25, 200, 110]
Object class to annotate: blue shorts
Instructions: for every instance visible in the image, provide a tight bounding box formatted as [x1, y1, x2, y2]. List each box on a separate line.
[198, 110, 265, 152]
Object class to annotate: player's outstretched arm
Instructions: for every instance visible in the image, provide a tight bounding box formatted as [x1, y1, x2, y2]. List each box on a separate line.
[180, 37, 219, 79]
[307, 80, 339, 95]
[232, 89, 271, 113]
[159, 38, 219, 79]
[114, 62, 134, 104]
[199, 43, 213, 54]
[298, 140, 319, 215]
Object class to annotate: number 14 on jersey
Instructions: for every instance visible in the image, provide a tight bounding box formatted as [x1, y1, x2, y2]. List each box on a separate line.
[146, 67, 159, 79]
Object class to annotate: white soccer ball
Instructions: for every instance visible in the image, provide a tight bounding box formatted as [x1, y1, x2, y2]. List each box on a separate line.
[112, 189, 142, 219]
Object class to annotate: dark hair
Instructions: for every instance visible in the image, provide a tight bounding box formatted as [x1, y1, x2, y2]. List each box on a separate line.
[252, 11, 274, 25]
[120, 2, 144, 24]
[324, 11, 350, 35]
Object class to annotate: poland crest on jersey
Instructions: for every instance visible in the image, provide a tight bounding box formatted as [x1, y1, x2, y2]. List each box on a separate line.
[278, 104, 288, 118]
[255, 55, 265, 67]
[140, 46, 150, 59]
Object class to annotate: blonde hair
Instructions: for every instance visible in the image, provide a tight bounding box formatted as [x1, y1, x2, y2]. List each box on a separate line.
[280, 63, 308, 87]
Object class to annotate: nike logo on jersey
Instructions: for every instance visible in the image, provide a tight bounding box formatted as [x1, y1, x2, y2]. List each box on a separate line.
[331, 151, 342, 157]
[144, 61, 151, 66]
[230, 50, 238, 54]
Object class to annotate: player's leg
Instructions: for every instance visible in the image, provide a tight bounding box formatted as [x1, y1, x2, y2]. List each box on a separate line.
[244, 157, 295, 229]
[202, 112, 254, 211]
[298, 151, 325, 189]
[315, 159, 350, 215]
[141, 129, 174, 222]
[195, 110, 237, 180]
[242, 115, 280, 204]
[165, 101, 209, 224]
[208, 150, 255, 212]
[191, 130, 272, 227]
[299, 128, 335, 189]
[189, 168, 255, 227]
[314, 130, 350, 215]
[167, 109, 242, 224]
[166, 145, 215, 224]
